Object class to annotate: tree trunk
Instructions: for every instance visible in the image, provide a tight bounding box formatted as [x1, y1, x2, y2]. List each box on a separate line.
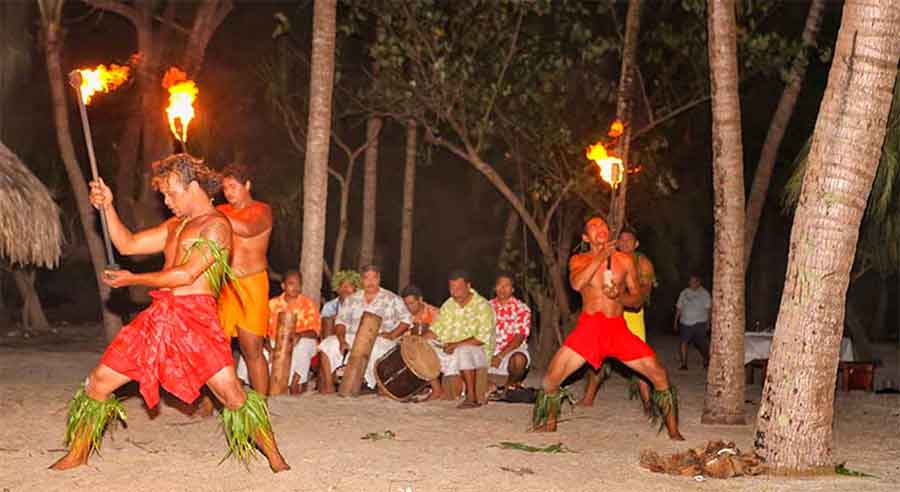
[13, 269, 50, 332]
[398, 119, 417, 289]
[299, 0, 337, 305]
[702, 0, 746, 426]
[359, 24, 384, 269]
[755, 0, 900, 472]
[744, 0, 826, 268]
[359, 115, 381, 268]
[41, 10, 123, 340]
[610, 0, 642, 235]
[497, 207, 520, 268]
[330, 159, 355, 275]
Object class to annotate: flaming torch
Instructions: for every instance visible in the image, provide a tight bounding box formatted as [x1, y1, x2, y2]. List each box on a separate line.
[162, 67, 198, 146]
[586, 139, 624, 283]
[68, 64, 130, 269]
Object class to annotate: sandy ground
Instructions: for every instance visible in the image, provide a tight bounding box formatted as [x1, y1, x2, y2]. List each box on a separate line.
[1, 329, 898, 492]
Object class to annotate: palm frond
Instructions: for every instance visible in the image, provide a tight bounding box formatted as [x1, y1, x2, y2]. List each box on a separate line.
[219, 390, 273, 465]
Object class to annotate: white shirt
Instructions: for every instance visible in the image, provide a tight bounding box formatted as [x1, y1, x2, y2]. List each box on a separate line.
[335, 287, 412, 335]
[676, 287, 711, 326]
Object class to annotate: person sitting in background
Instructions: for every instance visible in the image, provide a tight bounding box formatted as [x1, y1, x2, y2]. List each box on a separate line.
[421, 269, 495, 409]
[321, 270, 361, 323]
[317, 264, 411, 393]
[488, 273, 531, 391]
[401, 284, 438, 335]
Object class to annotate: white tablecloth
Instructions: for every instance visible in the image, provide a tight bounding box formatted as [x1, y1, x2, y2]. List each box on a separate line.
[744, 332, 854, 365]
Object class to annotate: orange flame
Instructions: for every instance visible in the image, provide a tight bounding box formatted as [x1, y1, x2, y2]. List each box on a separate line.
[608, 119, 624, 138]
[76, 64, 130, 104]
[162, 67, 198, 143]
[586, 141, 623, 189]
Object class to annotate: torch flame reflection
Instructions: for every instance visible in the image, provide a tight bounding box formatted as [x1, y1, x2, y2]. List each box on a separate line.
[162, 67, 198, 143]
[76, 64, 130, 104]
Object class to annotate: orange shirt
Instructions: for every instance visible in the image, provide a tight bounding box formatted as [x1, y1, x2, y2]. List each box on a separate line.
[267, 293, 321, 339]
[412, 302, 438, 325]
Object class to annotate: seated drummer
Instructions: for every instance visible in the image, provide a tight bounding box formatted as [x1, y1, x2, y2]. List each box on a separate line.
[317, 264, 411, 394]
[488, 272, 532, 392]
[401, 284, 438, 335]
[419, 269, 495, 409]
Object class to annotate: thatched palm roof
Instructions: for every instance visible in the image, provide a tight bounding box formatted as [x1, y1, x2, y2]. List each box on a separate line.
[0, 140, 62, 268]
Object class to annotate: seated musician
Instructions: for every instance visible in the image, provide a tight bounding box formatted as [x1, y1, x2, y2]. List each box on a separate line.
[401, 284, 438, 334]
[488, 272, 532, 392]
[236, 270, 320, 395]
[420, 269, 495, 408]
[321, 270, 360, 322]
[317, 264, 411, 393]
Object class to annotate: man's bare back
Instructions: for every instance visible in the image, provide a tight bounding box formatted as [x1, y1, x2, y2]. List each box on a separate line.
[217, 201, 271, 276]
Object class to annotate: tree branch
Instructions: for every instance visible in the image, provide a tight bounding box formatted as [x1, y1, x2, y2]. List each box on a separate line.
[83, 0, 138, 24]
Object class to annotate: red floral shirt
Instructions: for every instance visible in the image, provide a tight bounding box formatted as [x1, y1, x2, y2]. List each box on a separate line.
[489, 296, 531, 355]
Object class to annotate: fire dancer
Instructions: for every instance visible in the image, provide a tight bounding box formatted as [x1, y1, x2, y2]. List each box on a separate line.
[51, 154, 289, 472]
[578, 228, 655, 414]
[217, 163, 274, 395]
[535, 217, 683, 440]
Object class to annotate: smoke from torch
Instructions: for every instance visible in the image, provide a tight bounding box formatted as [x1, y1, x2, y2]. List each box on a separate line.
[162, 67, 198, 143]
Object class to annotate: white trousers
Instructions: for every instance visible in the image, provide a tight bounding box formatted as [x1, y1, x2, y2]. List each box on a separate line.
[236, 338, 319, 384]
[432, 344, 488, 376]
[488, 344, 531, 376]
[318, 334, 397, 388]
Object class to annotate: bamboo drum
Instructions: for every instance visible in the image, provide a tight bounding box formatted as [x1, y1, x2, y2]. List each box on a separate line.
[269, 311, 296, 396]
[338, 312, 382, 397]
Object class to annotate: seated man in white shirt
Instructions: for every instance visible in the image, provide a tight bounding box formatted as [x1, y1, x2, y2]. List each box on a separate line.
[317, 264, 411, 393]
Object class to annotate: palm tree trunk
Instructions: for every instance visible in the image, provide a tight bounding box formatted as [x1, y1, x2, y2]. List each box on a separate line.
[13, 269, 50, 332]
[702, 0, 746, 426]
[755, 0, 900, 472]
[610, 0, 642, 235]
[40, 4, 123, 340]
[299, 0, 337, 305]
[744, 0, 826, 268]
[398, 119, 417, 289]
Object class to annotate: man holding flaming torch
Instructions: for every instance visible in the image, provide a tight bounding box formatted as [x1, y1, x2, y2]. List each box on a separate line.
[533, 216, 683, 440]
[50, 154, 290, 472]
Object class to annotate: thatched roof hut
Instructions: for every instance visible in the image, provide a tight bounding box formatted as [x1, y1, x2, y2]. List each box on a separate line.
[0, 140, 62, 268]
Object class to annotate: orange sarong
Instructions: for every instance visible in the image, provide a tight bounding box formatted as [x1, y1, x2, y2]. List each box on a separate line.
[218, 270, 269, 338]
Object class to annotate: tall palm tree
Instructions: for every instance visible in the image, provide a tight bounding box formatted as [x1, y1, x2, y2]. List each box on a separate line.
[299, 0, 337, 304]
[703, 0, 746, 425]
[755, 0, 900, 472]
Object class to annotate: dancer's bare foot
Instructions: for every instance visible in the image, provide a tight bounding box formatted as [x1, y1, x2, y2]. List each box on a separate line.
[49, 433, 90, 471]
[257, 433, 291, 473]
[195, 394, 215, 417]
[664, 413, 684, 441]
[576, 396, 595, 407]
[49, 448, 89, 471]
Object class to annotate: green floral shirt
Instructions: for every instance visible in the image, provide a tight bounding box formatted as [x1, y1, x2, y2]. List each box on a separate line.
[431, 289, 496, 357]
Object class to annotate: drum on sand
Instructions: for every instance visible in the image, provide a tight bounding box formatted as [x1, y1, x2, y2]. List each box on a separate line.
[375, 335, 440, 401]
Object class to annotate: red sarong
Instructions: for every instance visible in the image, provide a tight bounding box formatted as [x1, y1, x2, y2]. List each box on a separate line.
[564, 310, 655, 369]
[101, 290, 233, 408]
